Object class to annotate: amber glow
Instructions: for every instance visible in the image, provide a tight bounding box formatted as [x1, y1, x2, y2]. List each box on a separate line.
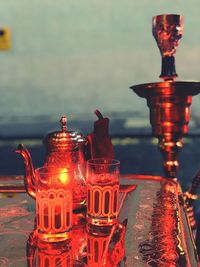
[163, 121, 173, 126]
[59, 168, 70, 184]
[163, 141, 176, 147]
[165, 160, 179, 166]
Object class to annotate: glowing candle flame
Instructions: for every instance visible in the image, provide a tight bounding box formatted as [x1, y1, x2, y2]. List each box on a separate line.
[59, 168, 70, 184]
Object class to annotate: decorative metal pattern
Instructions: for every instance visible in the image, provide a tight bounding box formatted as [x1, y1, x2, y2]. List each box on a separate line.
[137, 183, 180, 266]
[120, 179, 196, 266]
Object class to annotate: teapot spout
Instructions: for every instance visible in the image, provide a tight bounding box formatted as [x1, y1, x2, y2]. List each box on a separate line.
[16, 144, 36, 199]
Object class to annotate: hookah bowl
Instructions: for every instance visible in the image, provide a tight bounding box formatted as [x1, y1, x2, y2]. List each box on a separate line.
[130, 14, 200, 179]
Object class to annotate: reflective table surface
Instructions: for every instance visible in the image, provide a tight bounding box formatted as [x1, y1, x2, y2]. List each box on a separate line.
[0, 175, 198, 267]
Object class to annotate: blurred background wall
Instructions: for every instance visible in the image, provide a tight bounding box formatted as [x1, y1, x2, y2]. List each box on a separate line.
[0, 0, 199, 121]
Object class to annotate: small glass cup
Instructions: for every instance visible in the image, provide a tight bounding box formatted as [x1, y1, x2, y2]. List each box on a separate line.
[35, 167, 73, 242]
[86, 158, 120, 226]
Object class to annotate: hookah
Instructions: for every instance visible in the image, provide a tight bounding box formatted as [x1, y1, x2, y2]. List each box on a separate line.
[131, 14, 200, 180]
[130, 14, 200, 227]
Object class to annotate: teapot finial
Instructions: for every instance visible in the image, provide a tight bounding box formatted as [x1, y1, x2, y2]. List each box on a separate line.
[60, 114, 67, 132]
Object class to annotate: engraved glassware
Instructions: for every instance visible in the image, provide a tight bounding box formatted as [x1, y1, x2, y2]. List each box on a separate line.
[35, 167, 73, 242]
[86, 158, 120, 226]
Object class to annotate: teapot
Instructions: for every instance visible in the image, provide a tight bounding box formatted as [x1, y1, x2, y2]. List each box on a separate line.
[16, 115, 88, 210]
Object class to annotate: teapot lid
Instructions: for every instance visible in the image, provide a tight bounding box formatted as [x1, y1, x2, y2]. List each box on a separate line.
[43, 115, 85, 152]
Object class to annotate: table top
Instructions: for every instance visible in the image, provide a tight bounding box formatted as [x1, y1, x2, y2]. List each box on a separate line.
[0, 175, 198, 267]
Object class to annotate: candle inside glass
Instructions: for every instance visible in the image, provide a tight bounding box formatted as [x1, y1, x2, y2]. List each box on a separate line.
[35, 167, 73, 242]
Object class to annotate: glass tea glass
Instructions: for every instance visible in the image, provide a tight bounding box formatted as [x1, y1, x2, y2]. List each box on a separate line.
[35, 167, 73, 242]
[86, 159, 120, 226]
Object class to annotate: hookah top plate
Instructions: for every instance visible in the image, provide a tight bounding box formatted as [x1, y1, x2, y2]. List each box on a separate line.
[130, 81, 200, 98]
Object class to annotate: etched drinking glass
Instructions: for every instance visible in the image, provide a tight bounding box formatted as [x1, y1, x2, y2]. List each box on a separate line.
[86, 159, 120, 226]
[35, 167, 73, 242]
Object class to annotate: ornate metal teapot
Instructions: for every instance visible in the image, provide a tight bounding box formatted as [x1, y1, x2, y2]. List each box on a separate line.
[16, 115, 88, 210]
